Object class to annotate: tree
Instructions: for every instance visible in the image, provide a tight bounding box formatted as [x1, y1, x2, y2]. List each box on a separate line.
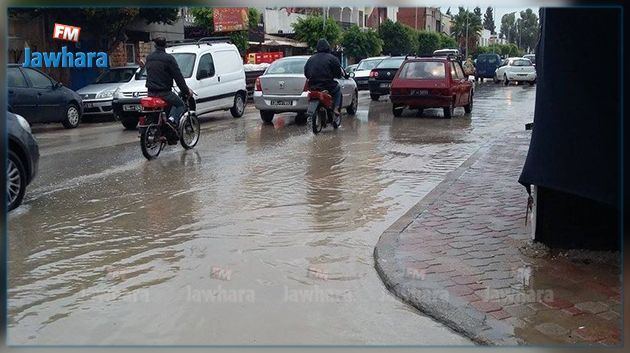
[517, 9, 539, 51]
[500, 12, 518, 44]
[450, 7, 483, 56]
[483, 7, 496, 34]
[417, 31, 441, 55]
[8, 8, 179, 52]
[190, 8, 259, 56]
[341, 25, 383, 61]
[292, 16, 342, 52]
[378, 19, 417, 55]
[439, 33, 458, 49]
[473, 7, 483, 21]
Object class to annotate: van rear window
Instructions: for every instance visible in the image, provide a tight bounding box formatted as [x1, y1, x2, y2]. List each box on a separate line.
[399, 61, 445, 79]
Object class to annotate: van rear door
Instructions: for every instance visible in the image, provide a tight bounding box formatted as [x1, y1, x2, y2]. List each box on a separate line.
[213, 49, 246, 109]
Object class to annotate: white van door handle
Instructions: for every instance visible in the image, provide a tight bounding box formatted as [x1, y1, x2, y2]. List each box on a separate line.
[218, 76, 221, 82]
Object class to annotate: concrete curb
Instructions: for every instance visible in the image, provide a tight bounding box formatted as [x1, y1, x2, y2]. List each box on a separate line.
[373, 143, 519, 345]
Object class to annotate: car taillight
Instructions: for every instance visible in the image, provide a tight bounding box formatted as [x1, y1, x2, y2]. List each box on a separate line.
[304, 80, 310, 92]
[369, 70, 379, 78]
[255, 77, 262, 91]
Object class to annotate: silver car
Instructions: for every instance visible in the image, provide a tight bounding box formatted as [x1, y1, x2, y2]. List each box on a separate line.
[76, 65, 138, 117]
[253, 56, 358, 123]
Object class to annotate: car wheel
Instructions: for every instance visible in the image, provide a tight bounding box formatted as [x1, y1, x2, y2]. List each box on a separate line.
[504, 74, 509, 86]
[464, 92, 473, 114]
[260, 111, 274, 123]
[230, 92, 246, 118]
[443, 102, 454, 119]
[346, 91, 358, 115]
[370, 94, 380, 101]
[493, 75, 500, 84]
[61, 103, 81, 129]
[416, 108, 424, 116]
[295, 112, 307, 125]
[392, 104, 403, 117]
[480, 77, 484, 83]
[7, 150, 27, 211]
[120, 115, 138, 130]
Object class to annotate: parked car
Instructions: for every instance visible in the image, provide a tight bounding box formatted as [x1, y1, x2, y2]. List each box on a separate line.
[368, 56, 406, 101]
[345, 64, 358, 75]
[8, 64, 83, 128]
[112, 38, 247, 129]
[350, 56, 388, 90]
[494, 57, 537, 85]
[77, 65, 138, 118]
[523, 54, 536, 68]
[474, 53, 501, 82]
[433, 48, 461, 58]
[390, 56, 474, 118]
[253, 56, 358, 123]
[7, 111, 39, 211]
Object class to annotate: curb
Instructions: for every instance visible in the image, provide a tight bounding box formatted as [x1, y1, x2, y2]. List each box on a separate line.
[373, 143, 520, 345]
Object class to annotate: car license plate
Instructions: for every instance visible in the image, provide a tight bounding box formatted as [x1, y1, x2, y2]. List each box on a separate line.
[380, 83, 390, 88]
[84, 102, 94, 108]
[411, 90, 428, 96]
[123, 104, 141, 111]
[271, 100, 292, 106]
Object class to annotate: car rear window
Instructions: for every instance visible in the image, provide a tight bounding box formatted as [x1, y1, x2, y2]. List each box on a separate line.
[512, 59, 533, 66]
[357, 59, 382, 71]
[477, 55, 499, 64]
[399, 61, 446, 79]
[376, 57, 405, 69]
[266, 58, 307, 74]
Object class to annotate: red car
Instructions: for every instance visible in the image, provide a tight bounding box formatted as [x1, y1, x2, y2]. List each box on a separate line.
[390, 56, 474, 118]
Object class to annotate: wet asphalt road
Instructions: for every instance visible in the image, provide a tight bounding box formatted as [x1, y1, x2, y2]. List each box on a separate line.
[8, 82, 535, 345]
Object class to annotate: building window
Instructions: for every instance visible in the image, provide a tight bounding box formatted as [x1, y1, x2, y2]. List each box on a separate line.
[125, 43, 135, 64]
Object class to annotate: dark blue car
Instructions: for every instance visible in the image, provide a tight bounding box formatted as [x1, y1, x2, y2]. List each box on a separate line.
[7, 111, 40, 211]
[474, 53, 502, 82]
[8, 64, 83, 128]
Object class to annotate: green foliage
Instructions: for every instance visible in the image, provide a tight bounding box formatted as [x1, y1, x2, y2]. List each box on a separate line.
[417, 31, 441, 55]
[517, 9, 539, 51]
[483, 7, 496, 34]
[292, 16, 342, 51]
[450, 7, 483, 55]
[438, 33, 458, 49]
[500, 12, 517, 44]
[378, 19, 417, 55]
[474, 43, 523, 58]
[341, 25, 383, 60]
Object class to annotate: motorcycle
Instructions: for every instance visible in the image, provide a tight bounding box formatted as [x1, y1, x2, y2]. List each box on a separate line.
[138, 91, 200, 160]
[306, 89, 339, 134]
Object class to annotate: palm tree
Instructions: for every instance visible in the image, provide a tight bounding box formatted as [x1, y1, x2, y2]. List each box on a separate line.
[450, 7, 483, 56]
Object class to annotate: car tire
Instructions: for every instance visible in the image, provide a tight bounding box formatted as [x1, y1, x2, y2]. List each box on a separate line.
[230, 92, 246, 118]
[295, 112, 307, 125]
[443, 102, 454, 119]
[480, 77, 484, 83]
[504, 74, 509, 86]
[392, 104, 403, 117]
[260, 111, 274, 123]
[493, 75, 500, 84]
[61, 103, 81, 129]
[7, 150, 27, 212]
[416, 108, 424, 116]
[370, 94, 380, 101]
[464, 92, 473, 114]
[346, 91, 358, 115]
[120, 115, 138, 130]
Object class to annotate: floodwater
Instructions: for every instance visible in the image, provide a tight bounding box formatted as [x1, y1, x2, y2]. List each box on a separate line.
[7, 84, 535, 345]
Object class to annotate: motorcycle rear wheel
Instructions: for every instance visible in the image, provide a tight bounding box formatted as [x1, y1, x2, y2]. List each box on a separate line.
[141, 124, 164, 160]
[312, 106, 325, 134]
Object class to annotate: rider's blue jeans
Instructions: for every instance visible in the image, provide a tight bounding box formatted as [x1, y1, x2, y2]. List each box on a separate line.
[149, 91, 185, 124]
[329, 85, 342, 113]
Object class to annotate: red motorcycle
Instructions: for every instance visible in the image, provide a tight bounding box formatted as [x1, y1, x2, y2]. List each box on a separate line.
[306, 89, 339, 134]
[138, 93, 200, 160]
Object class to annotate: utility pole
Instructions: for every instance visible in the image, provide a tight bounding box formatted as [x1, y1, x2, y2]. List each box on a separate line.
[465, 9, 469, 57]
[415, 8, 418, 30]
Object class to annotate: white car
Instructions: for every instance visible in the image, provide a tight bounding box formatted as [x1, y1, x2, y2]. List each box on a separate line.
[350, 56, 388, 90]
[112, 38, 247, 129]
[494, 57, 537, 86]
[76, 65, 138, 117]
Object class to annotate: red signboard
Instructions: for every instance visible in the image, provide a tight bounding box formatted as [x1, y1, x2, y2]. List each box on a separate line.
[214, 8, 249, 32]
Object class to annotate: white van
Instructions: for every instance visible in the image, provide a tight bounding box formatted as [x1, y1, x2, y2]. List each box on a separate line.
[112, 38, 247, 129]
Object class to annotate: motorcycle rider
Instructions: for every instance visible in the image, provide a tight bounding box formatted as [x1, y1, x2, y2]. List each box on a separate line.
[145, 36, 194, 128]
[304, 38, 343, 125]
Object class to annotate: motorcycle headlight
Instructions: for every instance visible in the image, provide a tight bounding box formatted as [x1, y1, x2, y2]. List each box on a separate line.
[97, 90, 114, 99]
[15, 113, 31, 133]
[113, 88, 121, 99]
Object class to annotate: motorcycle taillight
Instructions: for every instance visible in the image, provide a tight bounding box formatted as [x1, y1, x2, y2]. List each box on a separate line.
[138, 116, 146, 125]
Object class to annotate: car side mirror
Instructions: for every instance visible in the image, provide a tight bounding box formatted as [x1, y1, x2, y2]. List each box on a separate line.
[53, 82, 62, 89]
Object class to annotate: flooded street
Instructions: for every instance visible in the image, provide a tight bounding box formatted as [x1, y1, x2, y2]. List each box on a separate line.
[8, 83, 535, 345]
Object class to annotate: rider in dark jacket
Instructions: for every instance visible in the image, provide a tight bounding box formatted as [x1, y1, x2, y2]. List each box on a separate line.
[304, 39, 343, 120]
[145, 37, 193, 127]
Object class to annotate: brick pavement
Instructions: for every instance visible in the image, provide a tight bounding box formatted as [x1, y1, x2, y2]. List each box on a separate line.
[374, 131, 621, 345]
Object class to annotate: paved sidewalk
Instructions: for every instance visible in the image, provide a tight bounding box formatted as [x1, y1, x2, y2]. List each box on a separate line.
[374, 131, 621, 345]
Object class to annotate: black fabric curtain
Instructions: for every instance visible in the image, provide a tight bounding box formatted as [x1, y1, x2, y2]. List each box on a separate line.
[518, 7, 621, 208]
